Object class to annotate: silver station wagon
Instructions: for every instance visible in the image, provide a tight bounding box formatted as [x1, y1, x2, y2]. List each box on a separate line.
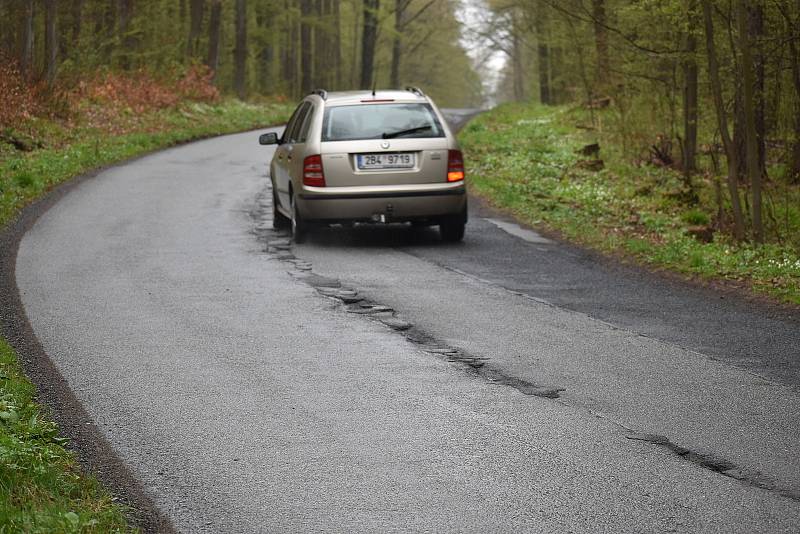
[259, 88, 467, 243]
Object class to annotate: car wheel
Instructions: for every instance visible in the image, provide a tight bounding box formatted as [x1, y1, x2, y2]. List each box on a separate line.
[440, 218, 465, 242]
[291, 192, 308, 244]
[272, 188, 291, 229]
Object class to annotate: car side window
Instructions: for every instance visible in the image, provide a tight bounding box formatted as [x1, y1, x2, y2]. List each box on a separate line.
[281, 103, 306, 144]
[297, 105, 315, 143]
[286, 102, 311, 144]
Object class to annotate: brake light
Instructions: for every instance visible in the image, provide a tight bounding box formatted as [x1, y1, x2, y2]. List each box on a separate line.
[447, 150, 465, 182]
[303, 154, 325, 187]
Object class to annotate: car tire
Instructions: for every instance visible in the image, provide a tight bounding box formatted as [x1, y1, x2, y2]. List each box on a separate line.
[440, 218, 465, 242]
[272, 188, 291, 229]
[291, 192, 308, 244]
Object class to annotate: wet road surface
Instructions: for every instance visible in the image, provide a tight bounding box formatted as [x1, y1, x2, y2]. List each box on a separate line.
[14, 112, 800, 532]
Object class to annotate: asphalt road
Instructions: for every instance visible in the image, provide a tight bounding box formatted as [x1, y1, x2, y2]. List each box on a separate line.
[14, 111, 800, 532]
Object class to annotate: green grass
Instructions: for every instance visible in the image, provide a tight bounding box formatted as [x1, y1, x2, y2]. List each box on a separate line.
[1, 99, 293, 228]
[0, 339, 130, 532]
[459, 102, 800, 305]
[0, 98, 293, 531]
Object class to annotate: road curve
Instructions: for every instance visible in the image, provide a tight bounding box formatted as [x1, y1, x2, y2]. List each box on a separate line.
[14, 115, 800, 532]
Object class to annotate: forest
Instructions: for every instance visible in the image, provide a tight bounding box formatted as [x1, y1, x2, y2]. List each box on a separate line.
[0, 0, 482, 107]
[0, 2, 800, 529]
[479, 0, 800, 247]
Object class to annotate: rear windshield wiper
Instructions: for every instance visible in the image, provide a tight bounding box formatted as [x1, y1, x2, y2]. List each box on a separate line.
[382, 125, 432, 139]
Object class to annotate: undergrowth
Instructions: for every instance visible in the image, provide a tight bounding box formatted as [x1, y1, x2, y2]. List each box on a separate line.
[459, 102, 800, 305]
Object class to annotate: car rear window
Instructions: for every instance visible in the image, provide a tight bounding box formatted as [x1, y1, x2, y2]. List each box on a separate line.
[321, 103, 445, 142]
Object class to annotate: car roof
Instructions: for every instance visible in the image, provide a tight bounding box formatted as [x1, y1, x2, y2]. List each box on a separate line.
[313, 90, 428, 106]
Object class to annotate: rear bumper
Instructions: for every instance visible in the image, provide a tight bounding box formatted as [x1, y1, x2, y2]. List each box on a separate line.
[298, 183, 466, 223]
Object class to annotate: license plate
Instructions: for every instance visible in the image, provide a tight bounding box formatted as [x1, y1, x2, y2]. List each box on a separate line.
[357, 153, 415, 170]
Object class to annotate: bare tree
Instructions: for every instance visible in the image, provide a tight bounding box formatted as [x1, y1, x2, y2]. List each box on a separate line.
[117, 0, 134, 69]
[682, 0, 699, 176]
[737, 0, 763, 242]
[301, 0, 314, 93]
[188, 0, 204, 57]
[72, 0, 85, 42]
[360, 0, 379, 89]
[20, 0, 34, 77]
[207, 0, 222, 81]
[390, 0, 436, 88]
[44, 0, 57, 87]
[702, 0, 746, 240]
[234, 0, 247, 99]
[592, 0, 609, 87]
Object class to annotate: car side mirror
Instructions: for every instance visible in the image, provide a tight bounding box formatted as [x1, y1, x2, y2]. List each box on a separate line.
[259, 132, 279, 145]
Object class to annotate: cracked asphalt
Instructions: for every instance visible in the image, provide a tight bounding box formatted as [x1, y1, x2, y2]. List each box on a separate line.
[13, 111, 800, 532]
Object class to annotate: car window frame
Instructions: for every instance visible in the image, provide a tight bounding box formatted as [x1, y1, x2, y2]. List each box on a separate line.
[281, 102, 306, 144]
[296, 104, 315, 143]
[285, 102, 312, 144]
[320, 102, 446, 142]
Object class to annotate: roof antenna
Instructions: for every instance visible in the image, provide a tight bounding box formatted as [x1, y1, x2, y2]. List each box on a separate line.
[372, 81, 376, 97]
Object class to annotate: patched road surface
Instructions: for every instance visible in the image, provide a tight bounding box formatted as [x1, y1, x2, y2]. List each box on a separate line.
[15, 112, 800, 532]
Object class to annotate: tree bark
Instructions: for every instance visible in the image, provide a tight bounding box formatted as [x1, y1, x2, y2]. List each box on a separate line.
[788, 3, 800, 182]
[20, 0, 34, 77]
[73, 0, 84, 42]
[188, 0, 204, 57]
[592, 0, 609, 88]
[234, 0, 247, 99]
[702, 0, 746, 240]
[333, 0, 342, 89]
[682, 0, 699, 176]
[535, 6, 550, 104]
[300, 0, 314, 94]
[390, 0, 405, 88]
[44, 0, 57, 87]
[737, 0, 762, 242]
[313, 0, 328, 89]
[207, 0, 222, 81]
[360, 0, 380, 89]
[117, 0, 133, 69]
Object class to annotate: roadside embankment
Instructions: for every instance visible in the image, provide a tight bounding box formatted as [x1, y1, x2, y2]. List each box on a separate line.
[459, 102, 800, 305]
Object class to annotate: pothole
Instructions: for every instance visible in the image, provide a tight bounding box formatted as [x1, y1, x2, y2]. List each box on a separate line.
[249, 184, 563, 399]
[626, 432, 800, 501]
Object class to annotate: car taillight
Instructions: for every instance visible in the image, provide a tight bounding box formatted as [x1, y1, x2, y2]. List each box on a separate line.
[447, 150, 465, 182]
[303, 154, 325, 187]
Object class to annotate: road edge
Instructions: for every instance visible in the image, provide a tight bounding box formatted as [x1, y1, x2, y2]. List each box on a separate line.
[0, 162, 177, 533]
[0, 127, 280, 533]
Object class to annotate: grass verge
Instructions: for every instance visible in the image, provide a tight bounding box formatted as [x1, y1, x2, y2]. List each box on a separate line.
[459, 102, 800, 305]
[1, 98, 293, 531]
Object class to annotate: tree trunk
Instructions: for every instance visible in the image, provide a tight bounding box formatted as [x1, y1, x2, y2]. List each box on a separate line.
[592, 0, 609, 88]
[360, 0, 379, 89]
[789, 3, 800, 182]
[390, 0, 405, 88]
[682, 1, 699, 176]
[751, 4, 766, 178]
[21, 0, 34, 77]
[535, 6, 550, 104]
[300, 0, 314, 94]
[188, 0, 204, 57]
[737, 0, 762, 242]
[44, 0, 57, 87]
[313, 0, 327, 89]
[73, 0, 84, 42]
[117, 0, 133, 69]
[333, 0, 342, 89]
[234, 0, 247, 99]
[207, 0, 222, 81]
[702, 0, 746, 240]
